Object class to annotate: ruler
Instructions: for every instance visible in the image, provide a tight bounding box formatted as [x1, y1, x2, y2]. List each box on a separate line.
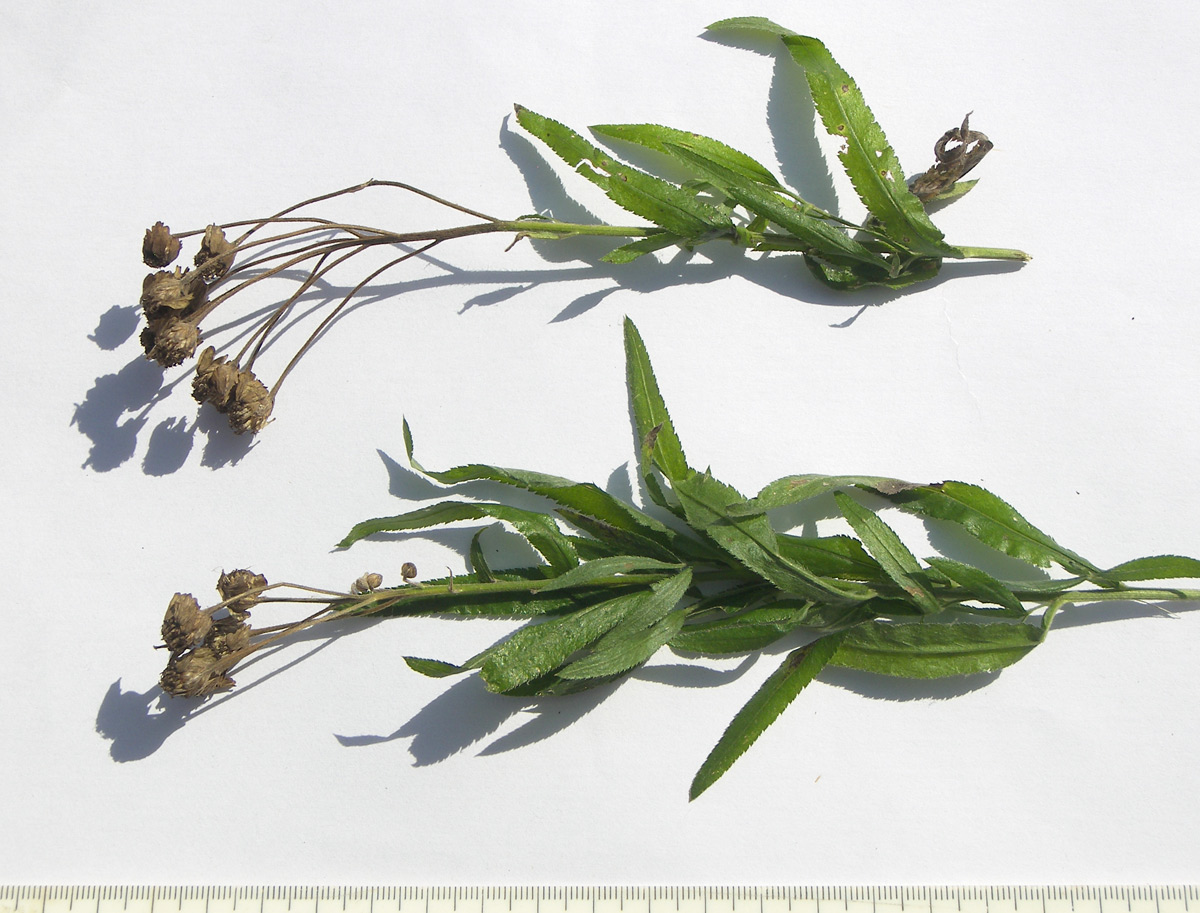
[1, 888, 1198, 913]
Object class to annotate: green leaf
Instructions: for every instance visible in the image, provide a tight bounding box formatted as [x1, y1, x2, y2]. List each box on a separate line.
[887, 481, 1103, 578]
[834, 491, 941, 614]
[403, 656, 471, 678]
[775, 533, 888, 585]
[338, 500, 578, 573]
[468, 529, 496, 582]
[662, 142, 888, 269]
[514, 105, 733, 238]
[479, 585, 665, 693]
[804, 252, 942, 291]
[673, 471, 870, 606]
[534, 555, 684, 593]
[830, 618, 1044, 678]
[623, 317, 691, 483]
[671, 604, 812, 654]
[369, 569, 626, 620]
[403, 417, 692, 561]
[601, 232, 682, 264]
[689, 632, 846, 800]
[924, 556, 1027, 615]
[706, 16, 801, 37]
[777, 35, 960, 258]
[742, 473, 918, 513]
[1101, 554, 1200, 582]
[560, 570, 693, 678]
[591, 122, 783, 189]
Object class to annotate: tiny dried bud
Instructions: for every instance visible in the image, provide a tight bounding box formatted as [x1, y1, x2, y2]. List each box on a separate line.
[161, 593, 212, 654]
[159, 646, 235, 698]
[192, 346, 240, 411]
[143, 221, 182, 268]
[194, 224, 236, 282]
[141, 315, 201, 367]
[225, 371, 274, 435]
[401, 562, 418, 583]
[217, 568, 267, 620]
[140, 267, 205, 320]
[352, 572, 384, 594]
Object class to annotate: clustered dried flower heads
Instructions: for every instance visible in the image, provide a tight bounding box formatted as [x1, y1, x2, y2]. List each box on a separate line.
[157, 566, 419, 698]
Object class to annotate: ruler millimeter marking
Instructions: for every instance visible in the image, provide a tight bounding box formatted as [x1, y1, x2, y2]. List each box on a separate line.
[1, 886, 1197, 913]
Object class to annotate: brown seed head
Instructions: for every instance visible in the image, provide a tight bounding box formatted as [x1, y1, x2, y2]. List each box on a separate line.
[217, 568, 267, 619]
[141, 315, 202, 368]
[140, 267, 204, 320]
[143, 222, 182, 268]
[194, 224, 236, 282]
[226, 371, 274, 435]
[401, 562, 418, 582]
[161, 592, 212, 654]
[206, 616, 252, 655]
[192, 346, 241, 411]
[159, 646, 235, 698]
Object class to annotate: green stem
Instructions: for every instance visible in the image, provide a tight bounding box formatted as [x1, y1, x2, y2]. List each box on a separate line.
[955, 245, 1031, 262]
[1014, 586, 1200, 606]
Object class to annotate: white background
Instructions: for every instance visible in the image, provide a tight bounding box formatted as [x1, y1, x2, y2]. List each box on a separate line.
[3, 0, 1199, 886]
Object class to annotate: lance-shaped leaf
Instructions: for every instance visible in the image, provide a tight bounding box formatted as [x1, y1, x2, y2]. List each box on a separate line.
[885, 481, 1104, 579]
[923, 556, 1027, 616]
[624, 317, 691, 483]
[403, 417, 699, 562]
[559, 569, 693, 679]
[675, 471, 871, 607]
[829, 618, 1045, 678]
[739, 473, 918, 513]
[591, 122, 784, 189]
[834, 491, 941, 614]
[776, 533, 889, 585]
[1101, 555, 1200, 582]
[707, 18, 958, 259]
[671, 604, 813, 655]
[601, 231, 682, 264]
[778, 36, 960, 258]
[480, 584, 665, 693]
[662, 142, 889, 269]
[689, 631, 847, 800]
[804, 252, 942, 291]
[534, 555, 684, 593]
[338, 500, 578, 573]
[515, 105, 733, 239]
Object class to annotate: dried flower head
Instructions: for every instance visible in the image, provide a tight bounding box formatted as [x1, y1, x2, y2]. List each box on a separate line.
[226, 372, 274, 435]
[217, 568, 267, 620]
[401, 562, 418, 582]
[352, 572, 384, 594]
[159, 646, 235, 698]
[194, 224, 236, 282]
[140, 267, 204, 320]
[192, 346, 241, 411]
[142, 221, 182, 268]
[206, 616, 252, 655]
[161, 592, 212, 654]
[141, 315, 202, 367]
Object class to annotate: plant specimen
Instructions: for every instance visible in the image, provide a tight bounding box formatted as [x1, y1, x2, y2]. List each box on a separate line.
[156, 319, 1200, 800]
[134, 17, 1027, 435]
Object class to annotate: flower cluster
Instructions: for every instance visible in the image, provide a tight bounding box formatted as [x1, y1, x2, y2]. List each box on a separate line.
[156, 567, 407, 699]
[159, 569, 266, 698]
